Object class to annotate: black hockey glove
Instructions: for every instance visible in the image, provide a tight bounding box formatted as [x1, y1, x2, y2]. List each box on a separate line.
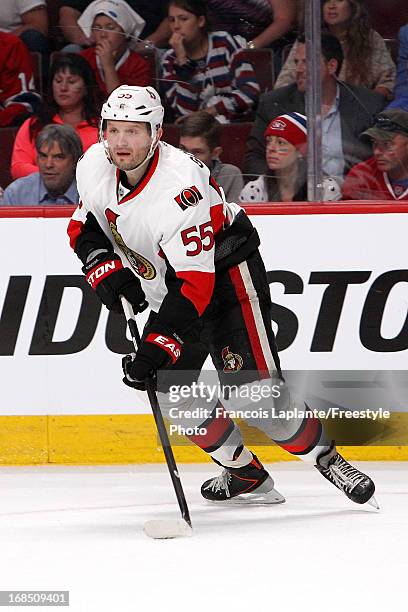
[82, 251, 148, 314]
[122, 329, 182, 391]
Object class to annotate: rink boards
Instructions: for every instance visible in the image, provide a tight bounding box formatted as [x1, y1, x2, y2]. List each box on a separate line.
[1, 203, 407, 463]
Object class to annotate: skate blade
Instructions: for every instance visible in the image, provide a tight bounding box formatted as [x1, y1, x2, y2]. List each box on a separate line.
[366, 495, 380, 510]
[230, 487, 286, 506]
[206, 487, 286, 506]
[143, 519, 193, 539]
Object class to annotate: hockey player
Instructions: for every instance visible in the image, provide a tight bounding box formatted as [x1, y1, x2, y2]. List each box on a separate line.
[68, 85, 377, 507]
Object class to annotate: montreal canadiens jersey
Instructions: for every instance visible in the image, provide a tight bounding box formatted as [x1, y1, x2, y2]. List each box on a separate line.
[68, 140, 242, 315]
[0, 32, 41, 127]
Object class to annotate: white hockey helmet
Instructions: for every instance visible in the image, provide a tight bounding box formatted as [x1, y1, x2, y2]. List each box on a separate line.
[99, 85, 164, 167]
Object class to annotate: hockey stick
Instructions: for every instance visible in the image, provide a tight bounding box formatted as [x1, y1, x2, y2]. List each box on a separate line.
[120, 296, 193, 539]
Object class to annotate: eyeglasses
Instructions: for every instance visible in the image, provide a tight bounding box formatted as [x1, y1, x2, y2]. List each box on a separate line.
[374, 115, 408, 136]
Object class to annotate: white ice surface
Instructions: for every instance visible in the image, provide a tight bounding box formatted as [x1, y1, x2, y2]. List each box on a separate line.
[0, 462, 407, 612]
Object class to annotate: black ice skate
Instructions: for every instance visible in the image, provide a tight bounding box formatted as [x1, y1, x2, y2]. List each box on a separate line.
[316, 444, 379, 508]
[201, 455, 285, 505]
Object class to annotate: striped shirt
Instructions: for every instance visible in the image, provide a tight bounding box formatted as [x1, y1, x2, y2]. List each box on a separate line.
[161, 31, 260, 123]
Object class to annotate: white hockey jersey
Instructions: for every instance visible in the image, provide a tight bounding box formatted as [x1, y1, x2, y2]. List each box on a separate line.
[68, 140, 242, 316]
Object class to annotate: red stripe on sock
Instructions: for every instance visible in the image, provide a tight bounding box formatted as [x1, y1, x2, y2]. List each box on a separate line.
[188, 409, 233, 450]
[279, 417, 321, 455]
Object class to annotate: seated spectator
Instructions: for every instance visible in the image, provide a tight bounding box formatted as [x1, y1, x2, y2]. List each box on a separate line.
[388, 24, 408, 112]
[0, 31, 41, 127]
[0, 0, 48, 53]
[394, 24, 408, 99]
[206, 0, 296, 51]
[59, 0, 170, 51]
[11, 53, 100, 179]
[244, 33, 386, 184]
[161, 0, 260, 124]
[342, 109, 408, 201]
[2, 124, 82, 205]
[78, 0, 151, 96]
[179, 110, 244, 202]
[240, 113, 307, 202]
[275, 0, 396, 99]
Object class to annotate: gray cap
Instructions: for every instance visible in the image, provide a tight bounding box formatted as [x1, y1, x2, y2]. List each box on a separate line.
[361, 109, 408, 141]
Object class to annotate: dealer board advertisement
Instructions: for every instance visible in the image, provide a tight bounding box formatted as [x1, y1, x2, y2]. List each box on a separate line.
[0, 207, 407, 415]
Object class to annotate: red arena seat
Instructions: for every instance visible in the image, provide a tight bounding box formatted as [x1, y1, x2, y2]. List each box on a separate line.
[366, 0, 408, 39]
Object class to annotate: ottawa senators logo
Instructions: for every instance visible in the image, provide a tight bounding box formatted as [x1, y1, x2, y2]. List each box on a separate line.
[105, 209, 156, 280]
[221, 346, 243, 373]
[174, 185, 203, 211]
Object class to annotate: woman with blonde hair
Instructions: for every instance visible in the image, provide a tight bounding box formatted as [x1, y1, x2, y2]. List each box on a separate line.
[275, 0, 395, 99]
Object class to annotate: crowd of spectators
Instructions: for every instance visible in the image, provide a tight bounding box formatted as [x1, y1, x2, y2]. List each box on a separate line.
[275, 0, 396, 99]
[244, 33, 386, 185]
[0, 0, 407, 204]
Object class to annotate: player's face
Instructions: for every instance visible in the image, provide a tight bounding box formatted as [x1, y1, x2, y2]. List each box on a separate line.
[372, 134, 408, 176]
[266, 136, 299, 171]
[323, 0, 352, 27]
[92, 14, 127, 55]
[37, 141, 75, 194]
[106, 120, 153, 170]
[168, 4, 206, 45]
[53, 69, 86, 111]
[179, 135, 213, 168]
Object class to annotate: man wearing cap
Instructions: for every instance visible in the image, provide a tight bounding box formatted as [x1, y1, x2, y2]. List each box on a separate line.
[342, 109, 408, 201]
[78, 0, 151, 96]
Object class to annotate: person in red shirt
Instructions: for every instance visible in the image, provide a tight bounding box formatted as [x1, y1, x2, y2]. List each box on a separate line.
[0, 31, 41, 127]
[79, 0, 152, 96]
[343, 109, 408, 201]
[11, 53, 100, 179]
